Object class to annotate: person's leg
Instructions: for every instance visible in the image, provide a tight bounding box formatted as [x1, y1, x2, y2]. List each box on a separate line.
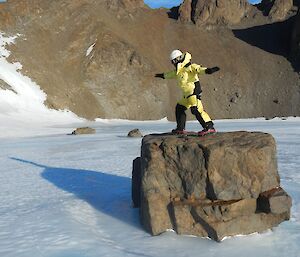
[193, 100, 215, 133]
[190, 106, 206, 128]
[175, 103, 187, 131]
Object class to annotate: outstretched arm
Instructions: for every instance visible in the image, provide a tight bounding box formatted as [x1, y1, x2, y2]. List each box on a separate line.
[192, 64, 207, 75]
[205, 67, 220, 74]
[192, 64, 220, 75]
[155, 73, 165, 79]
[155, 70, 176, 79]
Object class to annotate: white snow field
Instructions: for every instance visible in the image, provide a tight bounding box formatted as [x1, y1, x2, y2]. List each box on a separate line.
[0, 118, 299, 257]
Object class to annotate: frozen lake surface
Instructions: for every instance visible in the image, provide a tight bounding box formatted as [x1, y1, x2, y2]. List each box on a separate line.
[0, 118, 299, 257]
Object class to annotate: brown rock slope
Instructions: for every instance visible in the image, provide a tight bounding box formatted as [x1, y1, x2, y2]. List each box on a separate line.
[0, 0, 299, 120]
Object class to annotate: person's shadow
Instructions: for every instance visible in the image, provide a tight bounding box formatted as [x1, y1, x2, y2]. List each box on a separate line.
[10, 157, 141, 229]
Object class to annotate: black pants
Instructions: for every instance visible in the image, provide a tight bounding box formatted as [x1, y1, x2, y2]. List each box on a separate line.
[175, 104, 214, 130]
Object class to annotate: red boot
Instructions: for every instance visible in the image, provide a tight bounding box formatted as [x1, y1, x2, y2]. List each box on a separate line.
[198, 128, 216, 136]
[172, 129, 186, 135]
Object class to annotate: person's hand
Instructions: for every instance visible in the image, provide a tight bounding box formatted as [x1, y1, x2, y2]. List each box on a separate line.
[155, 73, 165, 79]
[205, 67, 220, 74]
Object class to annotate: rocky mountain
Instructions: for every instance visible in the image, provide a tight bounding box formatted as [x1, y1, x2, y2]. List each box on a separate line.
[178, 0, 295, 26]
[0, 0, 299, 120]
[179, 0, 252, 26]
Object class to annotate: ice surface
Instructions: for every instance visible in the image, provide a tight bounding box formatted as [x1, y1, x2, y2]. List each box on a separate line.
[0, 118, 299, 257]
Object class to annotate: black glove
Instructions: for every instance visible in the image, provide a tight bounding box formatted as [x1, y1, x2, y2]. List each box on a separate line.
[205, 67, 220, 74]
[155, 73, 165, 79]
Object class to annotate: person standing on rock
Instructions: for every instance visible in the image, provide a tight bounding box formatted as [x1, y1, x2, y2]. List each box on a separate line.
[155, 50, 220, 136]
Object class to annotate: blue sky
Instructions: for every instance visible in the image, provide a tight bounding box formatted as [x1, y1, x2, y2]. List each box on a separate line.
[144, 0, 262, 9]
[144, 0, 182, 8]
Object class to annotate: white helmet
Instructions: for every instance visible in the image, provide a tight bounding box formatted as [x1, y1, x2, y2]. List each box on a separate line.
[170, 49, 183, 61]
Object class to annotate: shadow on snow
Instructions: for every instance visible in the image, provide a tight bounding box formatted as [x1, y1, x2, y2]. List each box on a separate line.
[10, 157, 141, 230]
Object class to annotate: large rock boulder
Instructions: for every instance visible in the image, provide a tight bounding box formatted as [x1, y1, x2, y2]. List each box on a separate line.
[132, 132, 291, 241]
[128, 128, 143, 138]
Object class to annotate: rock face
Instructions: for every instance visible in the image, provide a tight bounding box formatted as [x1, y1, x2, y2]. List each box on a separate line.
[0, 0, 169, 120]
[179, 0, 252, 26]
[0, 0, 300, 120]
[107, 0, 145, 10]
[179, 0, 294, 25]
[269, 0, 293, 21]
[132, 132, 291, 241]
[260, 0, 293, 21]
[0, 78, 16, 93]
[178, 0, 193, 23]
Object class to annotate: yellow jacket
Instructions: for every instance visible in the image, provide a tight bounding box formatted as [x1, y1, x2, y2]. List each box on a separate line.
[163, 52, 207, 98]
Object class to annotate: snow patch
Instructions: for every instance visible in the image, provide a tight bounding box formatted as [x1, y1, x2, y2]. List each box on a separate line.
[0, 33, 17, 58]
[13, 61, 22, 70]
[95, 117, 169, 124]
[86, 42, 96, 57]
[0, 32, 83, 138]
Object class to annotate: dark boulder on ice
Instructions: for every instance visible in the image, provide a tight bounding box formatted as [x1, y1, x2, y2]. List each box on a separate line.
[132, 131, 292, 241]
[71, 127, 96, 135]
[128, 129, 143, 138]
